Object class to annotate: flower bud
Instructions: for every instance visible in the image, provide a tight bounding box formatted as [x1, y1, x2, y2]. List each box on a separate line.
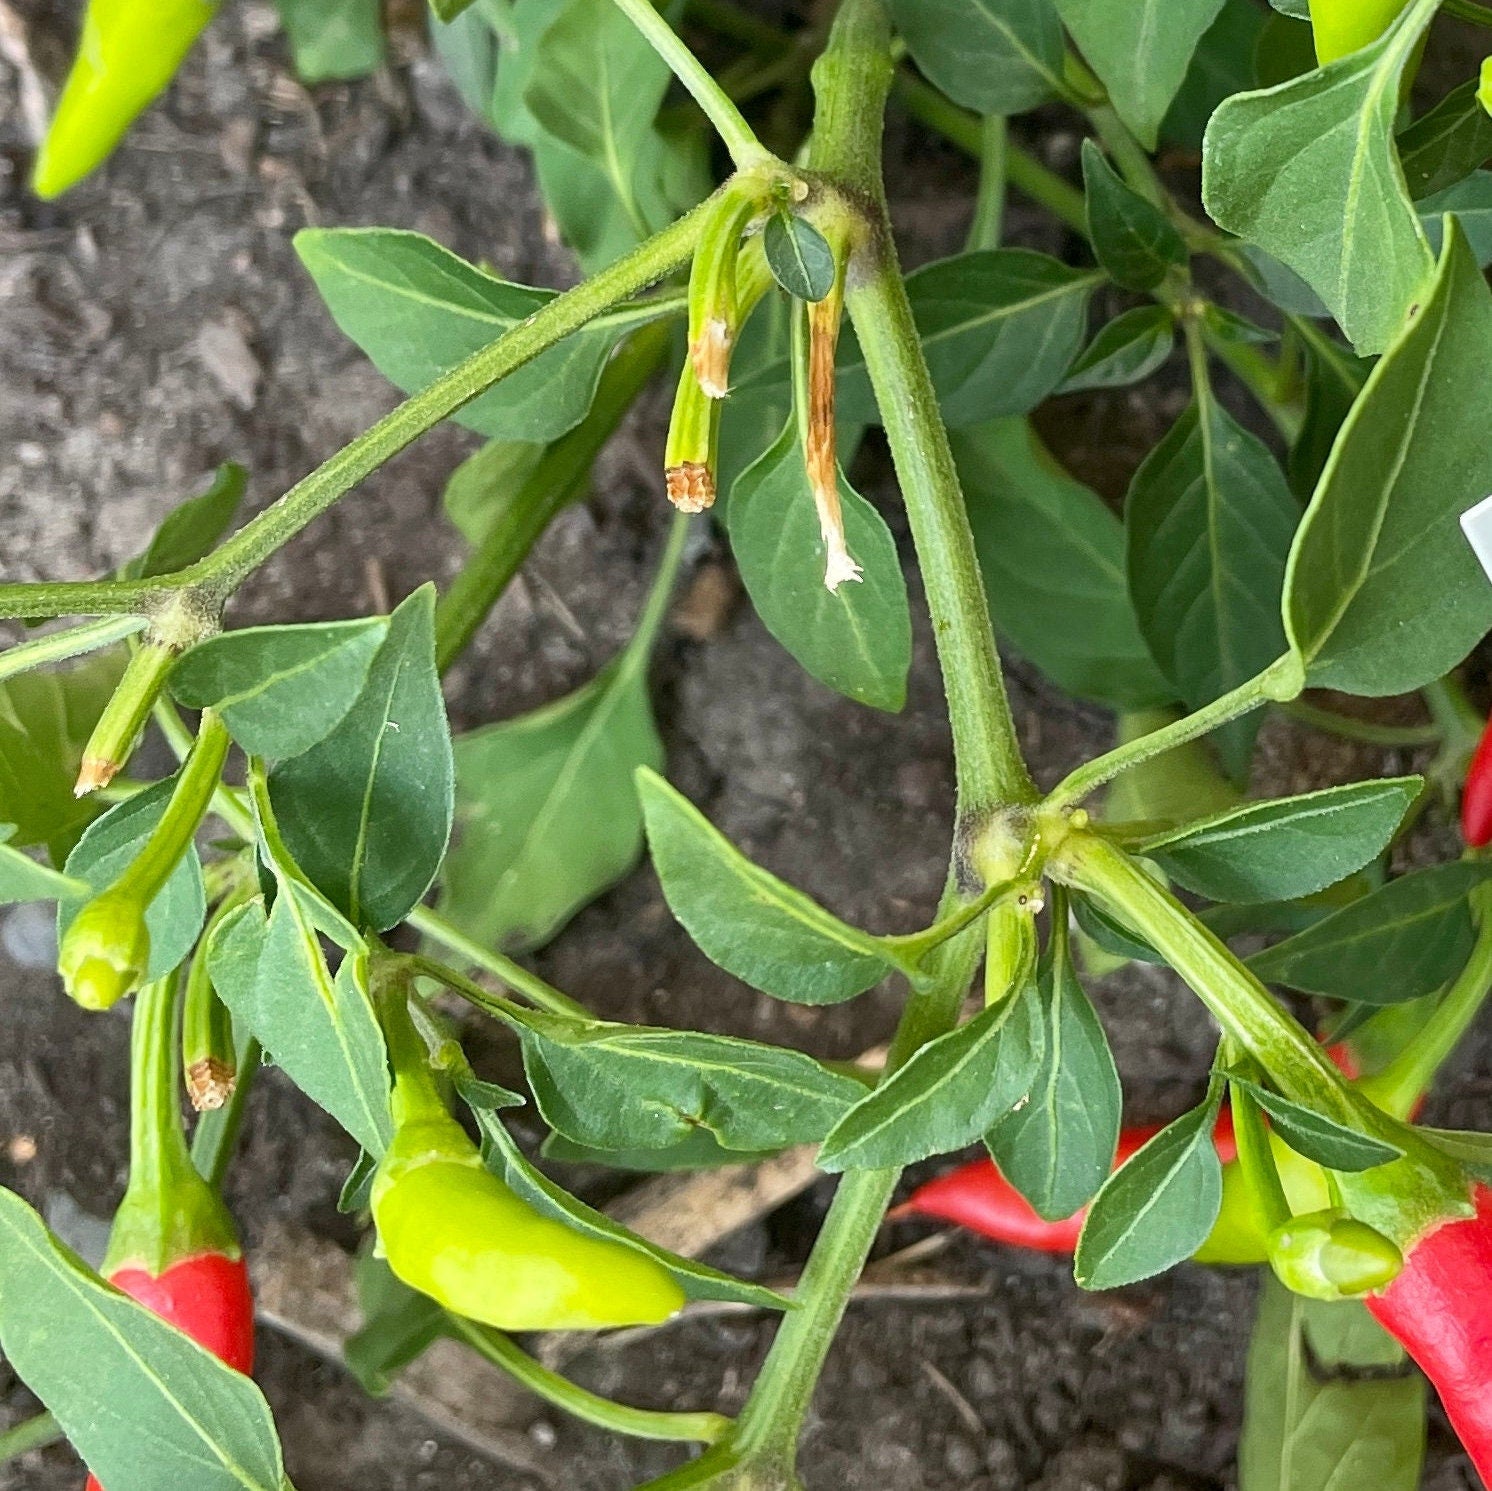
[1268, 1208, 1404, 1301]
[59, 890, 151, 1011]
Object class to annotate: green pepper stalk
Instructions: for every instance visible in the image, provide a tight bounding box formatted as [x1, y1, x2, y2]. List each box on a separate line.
[664, 360, 724, 513]
[686, 184, 771, 399]
[75, 640, 179, 796]
[370, 971, 686, 1331]
[60, 711, 230, 1010]
[32, 0, 219, 200]
[182, 929, 237, 1113]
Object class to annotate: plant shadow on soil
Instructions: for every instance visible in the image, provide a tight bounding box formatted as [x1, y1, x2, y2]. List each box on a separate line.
[1, 4, 1489, 1488]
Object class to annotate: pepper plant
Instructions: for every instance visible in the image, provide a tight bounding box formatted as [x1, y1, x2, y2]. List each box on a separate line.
[8, 0, 1492, 1487]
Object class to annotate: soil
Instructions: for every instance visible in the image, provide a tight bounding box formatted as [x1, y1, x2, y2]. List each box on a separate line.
[1, 5, 1489, 1489]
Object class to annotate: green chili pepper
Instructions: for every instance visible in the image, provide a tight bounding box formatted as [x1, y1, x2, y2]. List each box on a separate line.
[371, 1115, 686, 1331]
[1310, 0, 1409, 65]
[32, 0, 218, 200]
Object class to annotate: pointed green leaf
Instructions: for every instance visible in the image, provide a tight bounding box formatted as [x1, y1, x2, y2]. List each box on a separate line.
[1283, 223, 1492, 695]
[270, 586, 453, 932]
[441, 438, 547, 548]
[0, 1187, 285, 1491]
[471, 1105, 786, 1309]
[817, 992, 1045, 1172]
[294, 228, 637, 443]
[1201, 0, 1437, 354]
[1228, 1077, 1402, 1171]
[887, 0, 1064, 114]
[0, 826, 88, 904]
[1125, 396, 1297, 776]
[274, 0, 385, 81]
[1057, 305, 1175, 393]
[1398, 78, 1492, 200]
[1059, 0, 1226, 149]
[1081, 142, 1189, 290]
[125, 465, 246, 581]
[637, 768, 894, 1004]
[59, 779, 206, 982]
[1138, 778, 1420, 904]
[171, 619, 387, 761]
[987, 933, 1121, 1219]
[762, 213, 836, 302]
[955, 418, 1172, 711]
[728, 423, 911, 713]
[1248, 862, 1492, 1003]
[440, 654, 662, 954]
[513, 1008, 865, 1154]
[1239, 1278, 1424, 1491]
[1074, 1091, 1224, 1289]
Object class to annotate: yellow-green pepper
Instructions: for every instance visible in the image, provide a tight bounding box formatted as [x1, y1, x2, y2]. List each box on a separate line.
[33, 0, 218, 200]
[371, 1115, 687, 1331]
[1310, 0, 1411, 65]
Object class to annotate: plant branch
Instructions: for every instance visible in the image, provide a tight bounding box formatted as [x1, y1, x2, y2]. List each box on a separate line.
[0, 1411, 62, 1464]
[405, 937, 589, 1021]
[612, 0, 772, 166]
[1045, 655, 1302, 810]
[0, 615, 147, 681]
[452, 1317, 730, 1444]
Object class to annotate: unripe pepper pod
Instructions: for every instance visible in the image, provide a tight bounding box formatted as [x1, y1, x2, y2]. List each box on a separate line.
[1462, 715, 1492, 847]
[1310, 0, 1411, 64]
[1267, 1209, 1403, 1301]
[372, 1117, 686, 1331]
[58, 889, 150, 1011]
[1366, 1184, 1492, 1486]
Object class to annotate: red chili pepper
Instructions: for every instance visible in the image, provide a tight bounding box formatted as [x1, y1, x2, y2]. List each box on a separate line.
[1366, 1184, 1492, 1486]
[80, 973, 252, 1490]
[1463, 716, 1492, 848]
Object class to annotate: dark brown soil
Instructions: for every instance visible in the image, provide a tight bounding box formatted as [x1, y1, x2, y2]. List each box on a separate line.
[1, 5, 1488, 1489]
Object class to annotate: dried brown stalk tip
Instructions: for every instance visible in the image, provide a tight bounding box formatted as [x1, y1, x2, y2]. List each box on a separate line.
[666, 462, 717, 514]
[74, 756, 119, 797]
[690, 319, 732, 400]
[186, 1056, 237, 1112]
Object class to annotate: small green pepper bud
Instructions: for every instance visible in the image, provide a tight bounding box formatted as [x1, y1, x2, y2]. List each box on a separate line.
[59, 889, 151, 1011]
[371, 1118, 686, 1331]
[1268, 1208, 1404, 1301]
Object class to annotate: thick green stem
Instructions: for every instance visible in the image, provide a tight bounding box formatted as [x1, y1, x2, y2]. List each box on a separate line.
[453, 1318, 730, 1444]
[434, 323, 671, 671]
[0, 1412, 62, 1464]
[0, 615, 146, 684]
[611, 0, 772, 167]
[1045, 656, 1301, 810]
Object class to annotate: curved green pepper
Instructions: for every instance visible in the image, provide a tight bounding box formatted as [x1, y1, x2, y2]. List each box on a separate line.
[33, 0, 218, 200]
[371, 1115, 686, 1332]
[1310, 0, 1410, 65]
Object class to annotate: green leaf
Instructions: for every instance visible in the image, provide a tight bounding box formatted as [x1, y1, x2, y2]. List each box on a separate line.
[817, 992, 1045, 1172]
[1420, 170, 1492, 264]
[1398, 79, 1492, 200]
[762, 214, 836, 302]
[1286, 324, 1369, 499]
[0, 826, 88, 904]
[1420, 1126, 1492, 1182]
[218, 891, 393, 1157]
[523, 0, 673, 230]
[955, 418, 1172, 711]
[540, 1127, 776, 1172]
[1125, 396, 1297, 777]
[1282, 223, 1492, 696]
[1081, 142, 1189, 290]
[1161, 0, 1267, 151]
[1228, 1077, 1401, 1171]
[59, 780, 205, 983]
[124, 464, 246, 581]
[986, 929, 1121, 1219]
[728, 422, 911, 713]
[428, 0, 477, 20]
[273, 0, 384, 82]
[1201, 0, 1437, 354]
[344, 1253, 445, 1397]
[1239, 1278, 1425, 1491]
[439, 654, 661, 955]
[441, 438, 547, 547]
[1248, 862, 1492, 1003]
[471, 1105, 786, 1309]
[294, 228, 638, 443]
[1074, 1090, 1224, 1289]
[1059, 0, 1226, 149]
[0, 1187, 285, 1491]
[637, 768, 894, 1004]
[0, 651, 125, 854]
[513, 1008, 865, 1154]
[1057, 305, 1175, 393]
[887, 0, 1065, 114]
[838, 250, 1098, 427]
[171, 619, 387, 762]
[270, 586, 453, 932]
[1137, 778, 1420, 904]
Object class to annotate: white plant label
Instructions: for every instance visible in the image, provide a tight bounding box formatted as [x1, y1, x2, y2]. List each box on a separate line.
[1460, 494, 1492, 585]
